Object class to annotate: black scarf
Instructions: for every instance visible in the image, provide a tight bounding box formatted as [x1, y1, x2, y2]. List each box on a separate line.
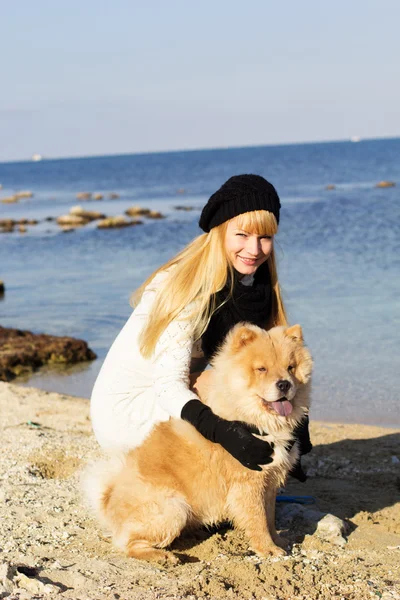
[201, 261, 273, 360]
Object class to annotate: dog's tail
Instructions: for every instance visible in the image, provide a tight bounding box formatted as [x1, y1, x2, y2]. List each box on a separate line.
[80, 454, 126, 530]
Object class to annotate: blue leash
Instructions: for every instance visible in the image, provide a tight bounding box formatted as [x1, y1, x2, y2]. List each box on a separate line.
[276, 495, 316, 505]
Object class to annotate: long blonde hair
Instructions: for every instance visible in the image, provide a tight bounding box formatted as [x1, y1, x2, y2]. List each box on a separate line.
[132, 210, 287, 359]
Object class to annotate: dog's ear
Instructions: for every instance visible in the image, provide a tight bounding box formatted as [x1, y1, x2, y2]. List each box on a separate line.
[230, 324, 258, 351]
[295, 347, 313, 383]
[286, 324, 303, 342]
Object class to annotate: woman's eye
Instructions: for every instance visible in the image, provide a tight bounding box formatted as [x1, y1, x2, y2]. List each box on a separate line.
[288, 365, 295, 373]
[257, 367, 267, 372]
[261, 235, 272, 240]
[236, 233, 247, 237]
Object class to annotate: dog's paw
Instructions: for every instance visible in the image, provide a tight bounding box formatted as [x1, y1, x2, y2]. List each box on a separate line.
[255, 544, 287, 558]
[127, 547, 181, 565]
[156, 551, 181, 566]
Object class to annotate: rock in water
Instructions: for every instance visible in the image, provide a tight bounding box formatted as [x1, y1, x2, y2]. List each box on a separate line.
[15, 190, 33, 198]
[0, 326, 97, 381]
[56, 215, 88, 226]
[97, 216, 142, 228]
[375, 181, 396, 188]
[125, 206, 151, 216]
[69, 206, 106, 220]
[174, 205, 194, 211]
[0, 195, 18, 204]
[147, 210, 165, 219]
[76, 192, 92, 200]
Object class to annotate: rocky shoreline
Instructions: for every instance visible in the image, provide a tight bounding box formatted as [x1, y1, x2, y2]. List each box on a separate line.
[0, 179, 396, 234]
[0, 326, 96, 382]
[1, 382, 399, 600]
[0, 204, 166, 234]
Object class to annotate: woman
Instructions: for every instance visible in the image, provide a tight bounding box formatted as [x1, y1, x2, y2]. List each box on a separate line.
[90, 174, 311, 478]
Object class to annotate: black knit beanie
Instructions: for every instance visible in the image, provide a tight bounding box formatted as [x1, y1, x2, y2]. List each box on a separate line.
[199, 174, 281, 233]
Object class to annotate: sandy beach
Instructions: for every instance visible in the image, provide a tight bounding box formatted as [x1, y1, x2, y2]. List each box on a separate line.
[1, 381, 400, 600]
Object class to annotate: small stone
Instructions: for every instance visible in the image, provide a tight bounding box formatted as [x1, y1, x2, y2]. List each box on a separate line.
[0, 219, 15, 227]
[308, 549, 324, 560]
[15, 572, 48, 594]
[391, 455, 399, 464]
[97, 216, 142, 229]
[125, 206, 151, 217]
[277, 503, 348, 546]
[15, 190, 33, 198]
[76, 192, 92, 200]
[376, 180, 396, 188]
[316, 513, 348, 545]
[146, 210, 165, 219]
[44, 582, 61, 594]
[69, 206, 105, 220]
[0, 195, 18, 203]
[0, 562, 15, 594]
[56, 214, 87, 226]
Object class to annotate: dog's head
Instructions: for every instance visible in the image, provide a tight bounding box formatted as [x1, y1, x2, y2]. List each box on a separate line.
[210, 323, 313, 432]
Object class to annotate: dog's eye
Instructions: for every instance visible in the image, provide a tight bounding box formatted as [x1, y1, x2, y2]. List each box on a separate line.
[288, 365, 295, 373]
[257, 367, 267, 372]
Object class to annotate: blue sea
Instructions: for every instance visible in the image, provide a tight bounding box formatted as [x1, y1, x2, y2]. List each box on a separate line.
[1, 139, 399, 426]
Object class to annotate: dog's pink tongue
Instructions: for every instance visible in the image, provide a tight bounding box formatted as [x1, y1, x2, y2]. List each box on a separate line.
[271, 400, 293, 417]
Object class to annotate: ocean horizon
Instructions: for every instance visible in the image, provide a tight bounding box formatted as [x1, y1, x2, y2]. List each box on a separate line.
[1, 134, 399, 165]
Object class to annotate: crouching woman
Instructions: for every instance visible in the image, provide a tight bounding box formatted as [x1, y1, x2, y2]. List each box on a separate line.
[90, 174, 311, 477]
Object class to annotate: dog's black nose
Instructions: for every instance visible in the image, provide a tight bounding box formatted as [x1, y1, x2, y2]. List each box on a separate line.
[276, 380, 291, 394]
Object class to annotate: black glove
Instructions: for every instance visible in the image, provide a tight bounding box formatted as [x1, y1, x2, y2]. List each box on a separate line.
[293, 415, 312, 455]
[289, 416, 312, 482]
[289, 459, 308, 482]
[181, 399, 274, 471]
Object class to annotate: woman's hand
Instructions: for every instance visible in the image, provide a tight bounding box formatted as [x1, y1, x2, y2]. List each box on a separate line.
[181, 399, 274, 471]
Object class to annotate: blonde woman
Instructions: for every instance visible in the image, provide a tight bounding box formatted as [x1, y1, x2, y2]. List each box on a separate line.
[90, 175, 311, 478]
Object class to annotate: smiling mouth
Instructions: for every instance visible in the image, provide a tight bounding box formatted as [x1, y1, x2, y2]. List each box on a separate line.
[260, 396, 293, 417]
[238, 256, 259, 264]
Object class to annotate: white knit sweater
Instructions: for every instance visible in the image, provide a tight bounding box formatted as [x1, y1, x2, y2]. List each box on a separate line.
[90, 270, 254, 452]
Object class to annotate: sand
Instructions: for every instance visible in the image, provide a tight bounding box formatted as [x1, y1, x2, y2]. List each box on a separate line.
[1, 381, 400, 600]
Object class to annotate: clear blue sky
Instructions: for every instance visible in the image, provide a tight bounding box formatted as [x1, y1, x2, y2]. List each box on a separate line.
[1, 0, 399, 161]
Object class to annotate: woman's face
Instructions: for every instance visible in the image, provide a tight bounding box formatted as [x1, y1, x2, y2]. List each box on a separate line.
[224, 218, 273, 277]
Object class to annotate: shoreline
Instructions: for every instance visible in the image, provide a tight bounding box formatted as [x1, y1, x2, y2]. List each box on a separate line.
[13, 371, 400, 430]
[1, 381, 400, 599]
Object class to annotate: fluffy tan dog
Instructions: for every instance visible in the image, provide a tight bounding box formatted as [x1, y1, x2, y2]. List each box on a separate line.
[84, 323, 313, 563]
